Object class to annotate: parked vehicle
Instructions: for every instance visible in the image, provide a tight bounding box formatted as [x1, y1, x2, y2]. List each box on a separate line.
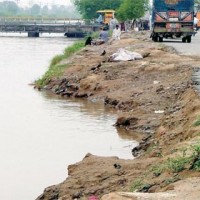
[96, 10, 115, 25]
[151, 0, 194, 43]
[195, 11, 200, 30]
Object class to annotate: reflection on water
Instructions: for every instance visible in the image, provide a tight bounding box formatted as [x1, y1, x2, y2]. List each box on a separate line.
[40, 90, 138, 158]
[42, 91, 140, 141]
[0, 33, 138, 200]
[116, 127, 145, 141]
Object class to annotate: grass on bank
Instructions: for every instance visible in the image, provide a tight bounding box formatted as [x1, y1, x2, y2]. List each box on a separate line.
[129, 143, 200, 192]
[35, 40, 84, 87]
[130, 179, 144, 192]
[193, 116, 200, 126]
[151, 142, 200, 176]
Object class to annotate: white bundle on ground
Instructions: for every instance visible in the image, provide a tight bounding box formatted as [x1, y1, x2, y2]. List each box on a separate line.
[109, 48, 143, 61]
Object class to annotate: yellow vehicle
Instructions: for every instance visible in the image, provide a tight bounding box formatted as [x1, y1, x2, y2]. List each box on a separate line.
[96, 10, 115, 24]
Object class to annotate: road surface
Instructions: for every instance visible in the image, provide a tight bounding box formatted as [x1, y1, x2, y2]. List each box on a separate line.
[163, 31, 200, 56]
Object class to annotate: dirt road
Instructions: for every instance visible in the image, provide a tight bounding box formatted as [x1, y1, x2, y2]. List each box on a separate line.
[163, 31, 200, 56]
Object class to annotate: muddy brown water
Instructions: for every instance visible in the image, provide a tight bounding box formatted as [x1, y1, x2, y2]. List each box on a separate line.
[0, 33, 138, 200]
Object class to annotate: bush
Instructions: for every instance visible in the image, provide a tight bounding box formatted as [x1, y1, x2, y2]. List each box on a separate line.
[193, 117, 200, 126]
[130, 179, 144, 192]
[166, 157, 190, 173]
[152, 164, 166, 176]
[190, 143, 200, 170]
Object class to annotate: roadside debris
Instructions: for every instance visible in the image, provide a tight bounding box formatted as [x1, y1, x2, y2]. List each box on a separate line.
[100, 50, 106, 56]
[89, 195, 99, 200]
[90, 63, 101, 71]
[154, 110, 164, 114]
[108, 48, 143, 62]
[153, 80, 160, 84]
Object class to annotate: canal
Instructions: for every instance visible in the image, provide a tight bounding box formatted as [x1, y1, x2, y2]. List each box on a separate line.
[0, 33, 138, 200]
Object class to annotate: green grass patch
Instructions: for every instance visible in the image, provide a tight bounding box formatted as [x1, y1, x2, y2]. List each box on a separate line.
[146, 143, 158, 154]
[130, 179, 152, 192]
[130, 179, 144, 192]
[193, 116, 200, 126]
[36, 64, 67, 87]
[190, 143, 200, 170]
[152, 154, 190, 175]
[35, 40, 84, 87]
[151, 142, 200, 175]
[152, 164, 166, 176]
[63, 41, 84, 57]
[164, 176, 180, 185]
[130, 143, 200, 193]
[89, 31, 99, 39]
[166, 157, 190, 173]
[50, 55, 65, 67]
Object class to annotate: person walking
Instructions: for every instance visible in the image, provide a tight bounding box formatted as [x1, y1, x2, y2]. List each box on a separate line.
[96, 14, 103, 24]
[109, 17, 118, 30]
[112, 24, 121, 40]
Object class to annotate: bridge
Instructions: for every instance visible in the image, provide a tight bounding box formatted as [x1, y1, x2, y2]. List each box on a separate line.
[0, 17, 101, 37]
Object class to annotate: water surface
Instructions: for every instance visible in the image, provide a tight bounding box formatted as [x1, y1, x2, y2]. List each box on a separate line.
[0, 33, 138, 200]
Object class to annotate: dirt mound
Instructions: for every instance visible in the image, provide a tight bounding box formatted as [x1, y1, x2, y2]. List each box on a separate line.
[35, 31, 200, 200]
[102, 177, 200, 200]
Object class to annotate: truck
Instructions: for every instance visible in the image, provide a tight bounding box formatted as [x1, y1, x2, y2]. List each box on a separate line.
[151, 0, 194, 43]
[195, 11, 200, 30]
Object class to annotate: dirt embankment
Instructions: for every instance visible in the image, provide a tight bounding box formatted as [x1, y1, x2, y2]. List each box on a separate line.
[35, 31, 200, 200]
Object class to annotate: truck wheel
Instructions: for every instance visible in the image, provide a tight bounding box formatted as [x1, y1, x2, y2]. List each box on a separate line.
[152, 35, 158, 42]
[186, 36, 191, 43]
[158, 37, 163, 42]
[182, 37, 186, 43]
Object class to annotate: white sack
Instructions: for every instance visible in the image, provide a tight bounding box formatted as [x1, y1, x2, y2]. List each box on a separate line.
[109, 48, 143, 61]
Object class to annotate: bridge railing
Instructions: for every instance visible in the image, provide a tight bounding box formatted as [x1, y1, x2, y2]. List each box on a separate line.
[0, 17, 96, 26]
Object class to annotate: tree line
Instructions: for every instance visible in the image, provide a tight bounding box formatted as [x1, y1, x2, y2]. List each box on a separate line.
[72, 0, 200, 21]
[2, 0, 200, 20]
[72, 0, 149, 21]
[0, 1, 80, 18]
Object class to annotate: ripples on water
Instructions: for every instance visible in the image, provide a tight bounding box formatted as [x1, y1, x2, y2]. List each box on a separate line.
[0, 33, 138, 200]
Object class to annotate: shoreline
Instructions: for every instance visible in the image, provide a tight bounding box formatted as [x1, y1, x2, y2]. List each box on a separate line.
[35, 31, 200, 200]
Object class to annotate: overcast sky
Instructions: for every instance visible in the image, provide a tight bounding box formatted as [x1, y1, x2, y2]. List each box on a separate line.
[0, 0, 73, 7]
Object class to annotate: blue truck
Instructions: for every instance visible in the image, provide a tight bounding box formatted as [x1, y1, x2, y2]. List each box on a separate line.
[151, 0, 194, 43]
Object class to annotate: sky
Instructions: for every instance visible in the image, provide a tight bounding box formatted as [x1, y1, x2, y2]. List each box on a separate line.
[0, 0, 73, 7]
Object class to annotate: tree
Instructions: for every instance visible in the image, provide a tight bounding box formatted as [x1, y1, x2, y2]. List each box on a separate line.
[195, 0, 200, 11]
[65, 5, 81, 18]
[30, 4, 40, 16]
[117, 0, 149, 21]
[41, 5, 49, 16]
[0, 1, 19, 16]
[72, 0, 122, 19]
[51, 5, 59, 17]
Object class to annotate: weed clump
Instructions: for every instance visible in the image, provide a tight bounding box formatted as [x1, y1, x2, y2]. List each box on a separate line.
[193, 116, 200, 126]
[35, 41, 84, 87]
[151, 142, 200, 175]
[130, 179, 144, 192]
